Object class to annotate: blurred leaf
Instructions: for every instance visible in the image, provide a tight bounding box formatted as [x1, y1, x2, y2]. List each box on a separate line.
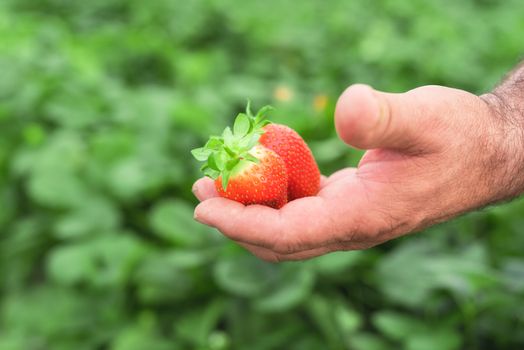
[373, 311, 461, 350]
[134, 249, 216, 303]
[214, 254, 276, 297]
[175, 299, 225, 347]
[372, 311, 424, 341]
[28, 169, 87, 208]
[334, 304, 362, 334]
[305, 294, 343, 348]
[112, 312, 177, 350]
[350, 333, 392, 350]
[149, 199, 218, 247]
[501, 258, 524, 292]
[53, 196, 120, 239]
[405, 328, 461, 350]
[48, 234, 148, 288]
[308, 138, 349, 163]
[254, 265, 315, 312]
[1, 286, 124, 349]
[376, 241, 500, 307]
[309, 251, 363, 276]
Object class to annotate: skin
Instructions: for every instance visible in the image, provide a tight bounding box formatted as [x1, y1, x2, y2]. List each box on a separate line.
[193, 64, 524, 262]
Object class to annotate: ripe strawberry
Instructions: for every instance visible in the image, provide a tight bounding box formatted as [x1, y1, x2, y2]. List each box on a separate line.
[215, 145, 288, 208]
[260, 123, 320, 200]
[191, 102, 320, 208]
[191, 105, 289, 209]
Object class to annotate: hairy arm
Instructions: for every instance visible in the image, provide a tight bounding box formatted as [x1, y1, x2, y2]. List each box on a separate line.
[481, 61, 524, 201]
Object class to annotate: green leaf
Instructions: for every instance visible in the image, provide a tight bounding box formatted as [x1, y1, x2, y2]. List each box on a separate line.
[243, 153, 259, 163]
[213, 255, 276, 297]
[112, 312, 176, 350]
[205, 137, 223, 150]
[149, 199, 218, 247]
[253, 266, 315, 312]
[222, 127, 233, 145]
[245, 99, 253, 116]
[191, 147, 212, 161]
[405, 329, 461, 350]
[134, 250, 221, 305]
[221, 170, 230, 191]
[53, 196, 120, 239]
[233, 113, 250, 136]
[309, 251, 363, 275]
[47, 243, 95, 286]
[334, 305, 362, 334]
[47, 234, 147, 288]
[207, 153, 220, 171]
[203, 167, 220, 179]
[223, 145, 236, 157]
[175, 299, 225, 346]
[376, 241, 497, 307]
[246, 133, 261, 149]
[372, 311, 424, 341]
[226, 158, 240, 171]
[305, 294, 344, 348]
[134, 253, 195, 303]
[350, 333, 392, 350]
[214, 151, 227, 170]
[254, 105, 274, 123]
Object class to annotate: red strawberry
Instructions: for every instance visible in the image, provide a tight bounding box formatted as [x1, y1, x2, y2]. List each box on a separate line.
[260, 123, 320, 200]
[191, 105, 289, 208]
[215, 145, 287, 208]
[191, 102, 320, 208]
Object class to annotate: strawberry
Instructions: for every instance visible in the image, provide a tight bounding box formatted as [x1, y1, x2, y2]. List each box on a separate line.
[191, 102, 320, 208]
[260, 123, 320, 200]
[191, 104, 288, 209]
[215, 145, 288, 208]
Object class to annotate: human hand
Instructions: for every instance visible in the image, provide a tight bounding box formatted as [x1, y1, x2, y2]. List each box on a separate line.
[192, 84, 524, 262]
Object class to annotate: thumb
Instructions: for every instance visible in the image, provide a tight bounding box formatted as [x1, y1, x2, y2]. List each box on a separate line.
[335, 84, 429, 150]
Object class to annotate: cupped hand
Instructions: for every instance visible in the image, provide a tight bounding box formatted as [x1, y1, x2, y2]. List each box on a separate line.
[192, 84, 524, 262]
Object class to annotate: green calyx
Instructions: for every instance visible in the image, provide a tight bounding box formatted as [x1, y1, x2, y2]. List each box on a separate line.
[191, 101, 273, 191]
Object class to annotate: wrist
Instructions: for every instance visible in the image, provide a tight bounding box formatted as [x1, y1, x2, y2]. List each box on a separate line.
[480, 91, 524, 201]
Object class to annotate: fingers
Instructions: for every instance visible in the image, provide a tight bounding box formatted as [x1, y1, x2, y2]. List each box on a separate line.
[194, 198, 283, 248]
[335, 84, 429, 151]
[194, 195, 341, 253]
[194, 196, 336, 260]
[192, 177, 218, 201]
[193, 171, 386, 261]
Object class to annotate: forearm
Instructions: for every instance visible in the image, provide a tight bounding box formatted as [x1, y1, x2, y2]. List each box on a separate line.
[481, 61, 524, 201]
[485, 61, 524, 115]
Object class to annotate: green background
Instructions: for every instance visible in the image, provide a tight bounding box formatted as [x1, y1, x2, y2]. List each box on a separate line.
[1, 0, 524, 349]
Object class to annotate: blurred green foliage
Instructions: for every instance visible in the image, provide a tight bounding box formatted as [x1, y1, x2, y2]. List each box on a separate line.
[1, 0, 524, 349]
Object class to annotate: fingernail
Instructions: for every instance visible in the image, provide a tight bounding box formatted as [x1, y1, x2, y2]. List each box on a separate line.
[193, 210, 201, 222]
[193, 211, 206, 225]
[192, 183, 200, 199]
[193, 205, 208, 225]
